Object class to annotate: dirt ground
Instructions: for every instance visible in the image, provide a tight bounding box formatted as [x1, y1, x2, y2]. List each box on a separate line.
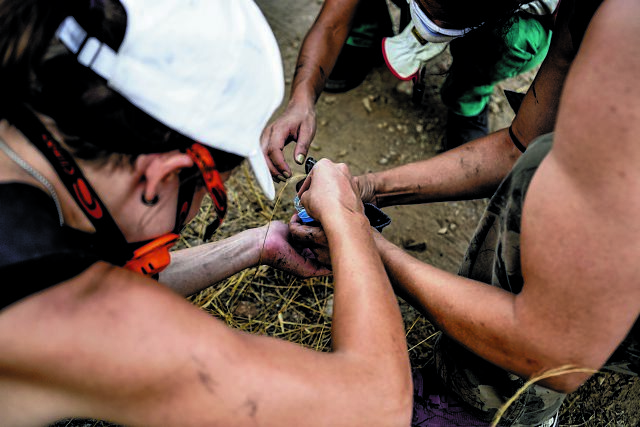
[50, 1, 638, 426]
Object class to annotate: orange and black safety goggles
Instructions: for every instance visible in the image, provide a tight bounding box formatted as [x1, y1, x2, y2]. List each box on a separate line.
[181, 143, 228, 239]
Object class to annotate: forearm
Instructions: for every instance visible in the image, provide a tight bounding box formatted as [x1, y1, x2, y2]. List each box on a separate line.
[370, 129, 522, 207]
[159, 228, 263, 296]
[373, 234, 569, 389]
[289, 1, 358, 105]
[326, 211, 406, 347]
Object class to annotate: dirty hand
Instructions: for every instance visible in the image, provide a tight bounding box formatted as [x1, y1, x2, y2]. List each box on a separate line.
[352, 173, 378, 206]
[260, 99, 317, 182]
[297, 158, 364, 225]
[289, 214, 331, 267]
[258, 221, 331, 277]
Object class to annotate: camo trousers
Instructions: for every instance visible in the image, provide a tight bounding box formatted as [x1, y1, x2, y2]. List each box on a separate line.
[415, 133, 638, 426]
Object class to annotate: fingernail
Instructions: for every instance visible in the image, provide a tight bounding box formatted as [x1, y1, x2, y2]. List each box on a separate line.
[296, 154, 305, 164]
[283, 171, 291, 179]
[276, 175, 285, 182]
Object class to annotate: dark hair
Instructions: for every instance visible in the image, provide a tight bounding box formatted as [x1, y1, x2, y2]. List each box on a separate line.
[0, 0, 243, 171]
[423, 0, 547, 89]
[421, 0, 527, 30]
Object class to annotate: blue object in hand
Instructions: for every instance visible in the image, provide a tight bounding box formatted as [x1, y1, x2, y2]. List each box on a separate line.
[294, 195, 319, 225]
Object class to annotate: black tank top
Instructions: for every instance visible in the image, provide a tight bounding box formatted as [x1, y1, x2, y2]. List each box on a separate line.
[0, 183, 101, 310]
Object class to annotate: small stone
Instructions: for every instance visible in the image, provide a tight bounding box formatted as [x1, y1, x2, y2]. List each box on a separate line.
[319, 119, 328, 126]
[378, 157, 389, 165]
[310, 142, 321, 151]
[416, 124, 424, 133]
[438, 227, 448, 235]
[323, 96, 336, 105]
[337, 149, 348, 157]
[449, 222, 458, 231]
[395, 81, 413, 96]
[362, 97, 373, 113]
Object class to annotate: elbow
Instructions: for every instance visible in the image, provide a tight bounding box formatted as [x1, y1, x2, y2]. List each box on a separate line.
[385, 374, 414, 427]
[395, 383, 414, 427]
[367, 365, 414, 427]
[538, 369, 595, 394]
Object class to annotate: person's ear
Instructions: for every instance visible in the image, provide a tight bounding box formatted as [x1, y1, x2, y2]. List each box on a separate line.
[135, 151, 194, 203]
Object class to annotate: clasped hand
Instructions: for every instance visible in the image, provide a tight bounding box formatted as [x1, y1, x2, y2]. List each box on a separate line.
[289, 159, 372, 267]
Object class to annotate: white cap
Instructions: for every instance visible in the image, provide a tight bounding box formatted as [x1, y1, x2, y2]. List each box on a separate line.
[55, 0, 283, 200]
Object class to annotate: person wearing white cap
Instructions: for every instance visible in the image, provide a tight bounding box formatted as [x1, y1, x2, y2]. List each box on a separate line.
[0, 0, 412, 425]
[261, 0, 557, 182]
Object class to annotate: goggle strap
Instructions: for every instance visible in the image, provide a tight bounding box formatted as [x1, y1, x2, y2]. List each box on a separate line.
[186, 144, 227, 239]
[7, 104, 131, 259]
[204, 218, 222, 241]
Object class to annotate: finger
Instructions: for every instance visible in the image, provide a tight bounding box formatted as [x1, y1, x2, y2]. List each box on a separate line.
[289, 217, 328, 246]
[296, 254, 332, 277]
[271, 135, 296, 180]
[312, 248, 332, 267]
[296, 169, 313, 196]
[297, 158, 331, 196]
[261, 125, 293, 180]
[293, 121, 316, 165]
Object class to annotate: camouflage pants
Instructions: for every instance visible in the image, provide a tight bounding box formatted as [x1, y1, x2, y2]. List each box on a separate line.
[413, 133, 639, 426]
[416, 134, 563, 426]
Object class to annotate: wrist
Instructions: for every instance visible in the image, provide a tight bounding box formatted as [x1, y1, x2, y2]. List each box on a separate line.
[290, 80, 320, 107]
[321, 207, 370, 237]
[246, 226, 268, 268]
[365, 172, 384, 207]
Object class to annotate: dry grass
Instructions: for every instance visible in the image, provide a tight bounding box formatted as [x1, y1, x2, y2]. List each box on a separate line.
[180, 165, 438, 360]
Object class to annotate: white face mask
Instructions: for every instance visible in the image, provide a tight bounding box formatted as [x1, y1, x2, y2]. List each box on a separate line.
[381, 0, 482, 81]
[409, 0, 477, 43]
[382, 22, 448, 80]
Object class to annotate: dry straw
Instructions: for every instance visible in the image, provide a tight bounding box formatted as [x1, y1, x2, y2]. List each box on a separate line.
[491, 365, 598, 427]
[179, 164, 436, 358]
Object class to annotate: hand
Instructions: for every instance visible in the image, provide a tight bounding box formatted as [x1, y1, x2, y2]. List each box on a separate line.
[260, 99, 317, 182]
[289, 214, 331, 267]
[258, 221, 331, 277]
[352, 173, 378, 206]
[297, 159, 364, 225]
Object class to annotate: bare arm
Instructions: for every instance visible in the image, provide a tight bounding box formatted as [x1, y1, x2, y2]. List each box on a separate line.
[360, 129, 522, 206]
[159, 228, 264, 295]
[160, 223, 329, 297]
[373, 0, 640, 393]
[261, 0, 360, 179]
[517, 0, 640, 390]
[0, 162, 411, 427]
